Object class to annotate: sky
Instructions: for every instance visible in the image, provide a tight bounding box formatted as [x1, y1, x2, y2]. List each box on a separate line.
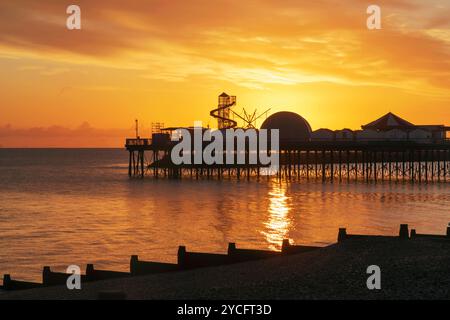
[0, 0, 449, 147]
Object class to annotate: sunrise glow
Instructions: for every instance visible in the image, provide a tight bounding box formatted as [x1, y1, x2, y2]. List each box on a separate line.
[0, 0, 449, 147]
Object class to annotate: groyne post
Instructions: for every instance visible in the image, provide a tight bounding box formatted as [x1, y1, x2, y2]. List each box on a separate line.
[178, 246, 186, 269]
[2, 274, 11, 290]
[399, 224, 409, 239]
[338, 228, 347, 242]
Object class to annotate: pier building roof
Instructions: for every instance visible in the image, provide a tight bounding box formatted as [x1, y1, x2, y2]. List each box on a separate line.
[261, 111, 312, 142]
[362, 112, 415, 131]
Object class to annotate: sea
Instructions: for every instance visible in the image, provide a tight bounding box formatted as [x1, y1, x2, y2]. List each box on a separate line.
[0, 148, 448, 281]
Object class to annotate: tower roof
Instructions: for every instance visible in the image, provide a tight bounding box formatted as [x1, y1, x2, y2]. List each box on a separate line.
[219, 92, 229, 97]
[362, 112, 415, 130]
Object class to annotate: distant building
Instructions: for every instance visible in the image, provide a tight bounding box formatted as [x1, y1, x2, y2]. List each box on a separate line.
[335, 129, 354, 141]
[384, 128, 408, 141]
[355, 129, 382, 141]
[311, 112, 448, 143]
[311, 128, 334, 141]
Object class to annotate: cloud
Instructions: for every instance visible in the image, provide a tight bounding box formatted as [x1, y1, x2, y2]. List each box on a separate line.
[0, 1, 448, 147]
[0, 1, 449, 103]
[0, 123, 133, 147]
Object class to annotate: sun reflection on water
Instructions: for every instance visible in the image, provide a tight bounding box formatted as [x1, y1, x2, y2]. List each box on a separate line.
[261, 182, 292, 251]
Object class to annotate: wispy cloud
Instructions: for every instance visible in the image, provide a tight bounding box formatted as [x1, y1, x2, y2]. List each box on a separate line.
[0, 0, 449, 92]
[0, 123, 133, 148]
[0, 0, 449, 147]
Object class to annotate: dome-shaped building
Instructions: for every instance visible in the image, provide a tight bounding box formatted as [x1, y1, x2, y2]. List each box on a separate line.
[261, 111, 312, 142]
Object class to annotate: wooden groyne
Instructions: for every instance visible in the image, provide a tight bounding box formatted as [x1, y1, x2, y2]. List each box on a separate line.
[1, 224, 449, 292]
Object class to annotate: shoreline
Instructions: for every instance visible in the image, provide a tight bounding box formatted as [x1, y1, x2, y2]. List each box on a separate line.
[2, 236, 449, 300]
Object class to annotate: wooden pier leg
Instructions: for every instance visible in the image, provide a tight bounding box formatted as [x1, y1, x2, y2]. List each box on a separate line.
[128, 151, 132, 177]
[338, 150, 342, 182]
[322, 150, 326, 183]
[437, 149, 441, 182]
[306, 150, 310, 181]
[402, 150, 406, 181]
[315, 150, 318, 179]
[330, 150, 334, 183]
[387, 150, 392, 182]
[362, 151, 365, 181]
[346, 150, 350, 182]
[373, 151, 377, 183]
[442, 150, 447, 182]
[133, 151, 137, 176]
[396, 151, 399, 182]
[288, 150, 292, 179]
[418, 149, 422, 183]
[140, 150, 144, 178]
[366, 151, 370, 183]
[424, 149, 428, 182]
[443, 149, 447, 182]
[431, 150, 435, 182]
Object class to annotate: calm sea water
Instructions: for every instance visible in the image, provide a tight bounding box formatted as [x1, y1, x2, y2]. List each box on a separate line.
[0, 149, 449, 281]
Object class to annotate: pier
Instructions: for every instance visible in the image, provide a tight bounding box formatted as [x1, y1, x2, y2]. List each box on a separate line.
[125, 138, 450, 183]
[125, 93, 450, 183]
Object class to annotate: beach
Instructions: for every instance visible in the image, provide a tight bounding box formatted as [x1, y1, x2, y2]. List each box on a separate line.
[2, 236, 449, 300]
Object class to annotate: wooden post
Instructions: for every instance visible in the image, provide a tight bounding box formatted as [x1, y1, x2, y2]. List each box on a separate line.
[372, 150, 378, 182]
[443, 148, 447, 181]
[437, 149, 441, 182]
[338, 150, 342, 182]
[418, 149, 422, 183]
[140, 150, 144, 178]
[346, 150, 350, 182]
[388, 150, 392, 182]
[330, 150, 334, 183]
[315, 150, 318, 179]
[399, 224, 409, 239]
[322, 150, 326, 182]
[338, 228, 347, 242]
[306, 150, 310, 180]
[177, 246, 186, 269]
[128, 151, 132, 177]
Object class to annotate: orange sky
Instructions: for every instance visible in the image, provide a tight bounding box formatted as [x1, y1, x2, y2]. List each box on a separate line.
[0, 0, 449, 147]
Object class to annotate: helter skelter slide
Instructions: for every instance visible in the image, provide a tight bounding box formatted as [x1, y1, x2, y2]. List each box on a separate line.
[210, 92, 238, 129]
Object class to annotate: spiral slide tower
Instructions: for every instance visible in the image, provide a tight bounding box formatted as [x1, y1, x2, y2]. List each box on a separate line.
[210, 92, 238, 129]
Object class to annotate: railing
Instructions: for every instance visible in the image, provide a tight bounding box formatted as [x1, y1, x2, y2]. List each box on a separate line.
[125, 138, 152, 146]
